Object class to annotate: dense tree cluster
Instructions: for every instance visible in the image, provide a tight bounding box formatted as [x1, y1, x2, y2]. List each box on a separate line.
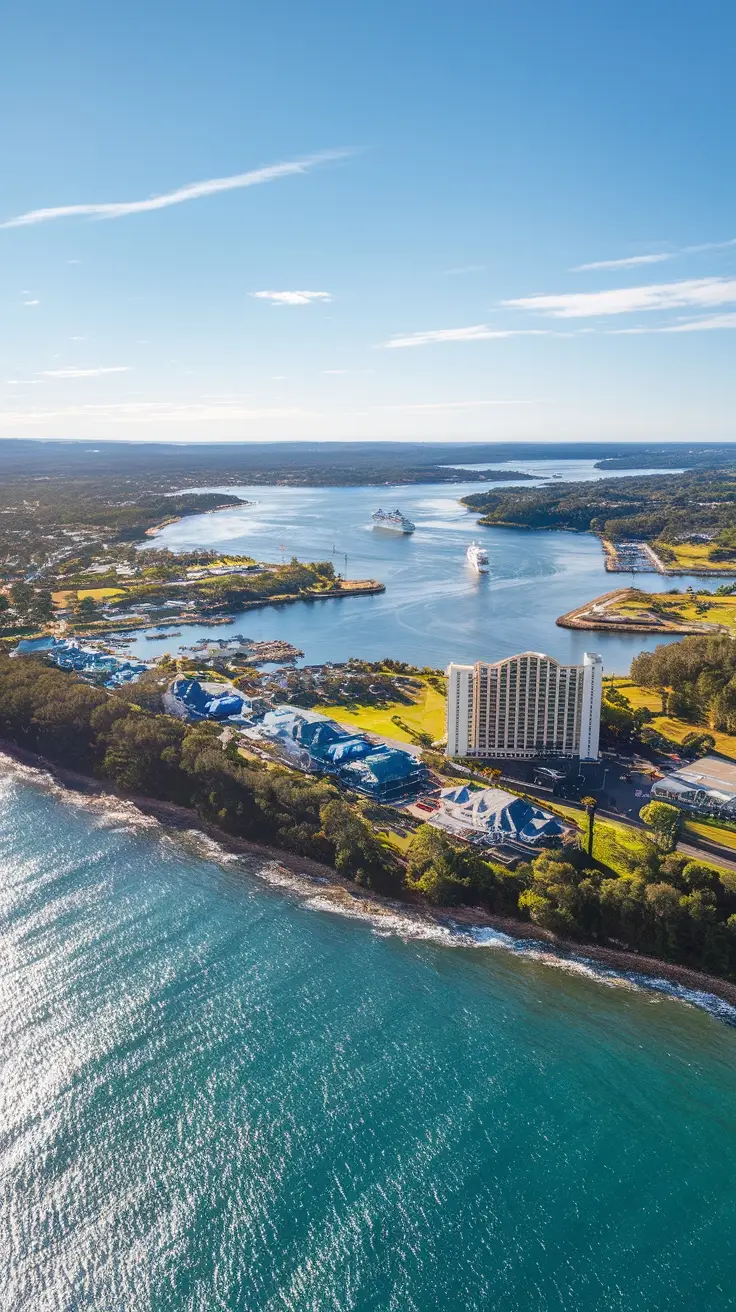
[519, 847, 736, 978]
[631, 634, 736, 733]
[0, 654, 401, 892]
[405, 825, 524, 911]
[0, 482, 245, 578]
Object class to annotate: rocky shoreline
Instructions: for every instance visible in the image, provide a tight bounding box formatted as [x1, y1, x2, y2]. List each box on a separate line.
[3, 739, 736, 1010]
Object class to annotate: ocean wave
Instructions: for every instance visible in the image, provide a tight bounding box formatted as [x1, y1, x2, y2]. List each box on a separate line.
[257, 866, 736, 1024]
[0, 754, 161, 836]
[460, 923, 736, 1023]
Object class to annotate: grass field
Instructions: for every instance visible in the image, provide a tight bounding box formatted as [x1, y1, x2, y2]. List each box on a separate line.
[378, 827, 415, 853]
[656, 541, 736, 572]
[589, 816, 653, 875]
[321, 679, 447, 746]
[684, 818, 736, 851]
[615, 591, 736, 630]
[610, 677, 736, 759]
[52, 587, 125, 604]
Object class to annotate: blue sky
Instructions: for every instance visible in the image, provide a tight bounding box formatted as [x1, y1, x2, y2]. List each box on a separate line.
[1, 0, 734, 443]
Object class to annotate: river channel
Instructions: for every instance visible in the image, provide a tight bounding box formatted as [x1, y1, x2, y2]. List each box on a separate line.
[130, 459, 700, 674]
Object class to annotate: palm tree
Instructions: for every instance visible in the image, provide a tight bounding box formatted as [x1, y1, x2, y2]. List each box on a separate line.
[581, 795, 598, 858]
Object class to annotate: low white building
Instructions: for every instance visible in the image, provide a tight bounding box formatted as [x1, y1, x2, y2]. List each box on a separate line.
[651, 756, 736, 816]
[431, 784, 566, 847]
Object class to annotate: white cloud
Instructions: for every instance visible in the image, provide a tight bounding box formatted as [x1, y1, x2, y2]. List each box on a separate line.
[1, 150, 351, 229]
[41, 366, 131, 378]
[665, 312, 736, 332]
[0, 401, 312, 425]
[572, 238, 736, 272]
[323, 368, 347, 374]
[614, 312, 736, 335]
[23, 299, 40, 306]
[572, 253, 671, 272]
[505, 277, 736, 318]
[685, 237, 736, 254]
[381, 325, 547, 349]
[251, 290, 332, 305]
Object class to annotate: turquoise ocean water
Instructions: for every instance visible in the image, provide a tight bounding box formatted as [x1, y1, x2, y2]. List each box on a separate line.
[2, 761, 736, 1311]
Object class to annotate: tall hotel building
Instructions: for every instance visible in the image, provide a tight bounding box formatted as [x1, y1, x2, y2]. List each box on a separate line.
[446, 651, 603, 761]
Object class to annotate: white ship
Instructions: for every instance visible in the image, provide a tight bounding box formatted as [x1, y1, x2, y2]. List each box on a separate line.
[372, 508, 415, 534]
[466, 541, 489, 572]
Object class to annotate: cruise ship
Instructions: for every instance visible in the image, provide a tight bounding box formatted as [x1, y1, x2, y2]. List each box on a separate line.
[466, 541, 489, 572]
[372, 508, 415, 534]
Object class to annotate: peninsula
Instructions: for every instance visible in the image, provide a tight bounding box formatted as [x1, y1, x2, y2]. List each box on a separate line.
[558, 586, 736, 636]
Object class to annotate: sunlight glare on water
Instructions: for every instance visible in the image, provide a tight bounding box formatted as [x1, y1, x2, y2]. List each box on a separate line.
[1, 763, 735, 1312]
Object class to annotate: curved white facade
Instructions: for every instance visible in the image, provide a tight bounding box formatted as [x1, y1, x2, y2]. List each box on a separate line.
[446, 651, 602, 760]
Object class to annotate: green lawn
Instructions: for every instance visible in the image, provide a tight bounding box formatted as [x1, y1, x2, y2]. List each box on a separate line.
[321, 679, 447, 746]
[656, 541, 736, 573]
[610, 678, 736, 760]
[379, 827, 415, 853]
[589, 816, 653, 875]
[614, 591, 736, 630]
[684, 818, 736, 852]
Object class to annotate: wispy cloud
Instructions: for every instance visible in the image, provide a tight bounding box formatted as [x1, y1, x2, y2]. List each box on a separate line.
[664, 312, 736, 332]
[41, 366, 131, 378]
[614, 312, 736, 335]
[22, 298, 40, 306]
[251, 290, 332, 306]
[572, 237, 736, 273]
[685, 237, 736, 255]
[572, 253, 671, 272]
[381, 325, 550, 349]
[0, 401, 312, 425]
[505, 277, 736, 318]
[1, 150, 351, 229]
[322, 368, 347, 375]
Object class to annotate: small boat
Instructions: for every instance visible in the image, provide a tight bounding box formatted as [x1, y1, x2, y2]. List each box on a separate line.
[466, 542, 489, 573]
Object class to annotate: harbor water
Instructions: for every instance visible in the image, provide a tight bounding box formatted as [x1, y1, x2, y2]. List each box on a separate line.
[132, 460, 700, 673]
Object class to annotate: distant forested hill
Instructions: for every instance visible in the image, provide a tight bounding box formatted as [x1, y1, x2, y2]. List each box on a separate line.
[1, 438, 729, 487]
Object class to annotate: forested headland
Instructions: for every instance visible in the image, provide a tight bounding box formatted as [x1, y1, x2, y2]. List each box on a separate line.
[462, 470, 736, 542]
